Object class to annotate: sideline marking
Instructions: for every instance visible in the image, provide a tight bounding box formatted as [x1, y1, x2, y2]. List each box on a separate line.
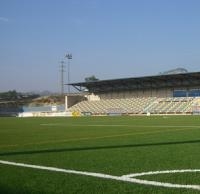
[0, 160, 200, 191]
[0, 144, 18, 148]
[40, 123, 200, 128]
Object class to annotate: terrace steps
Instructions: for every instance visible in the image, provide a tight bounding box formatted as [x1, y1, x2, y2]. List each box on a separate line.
[69, 97, 199, 115]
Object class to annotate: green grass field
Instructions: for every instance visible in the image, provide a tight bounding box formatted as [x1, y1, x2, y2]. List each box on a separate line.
[1, 116, 200, 194]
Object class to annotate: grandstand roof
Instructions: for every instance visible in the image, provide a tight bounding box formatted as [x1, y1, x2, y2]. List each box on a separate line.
[70, 71, 200, 93]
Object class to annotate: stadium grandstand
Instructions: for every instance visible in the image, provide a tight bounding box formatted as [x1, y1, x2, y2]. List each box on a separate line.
[66, 70, 200, 115]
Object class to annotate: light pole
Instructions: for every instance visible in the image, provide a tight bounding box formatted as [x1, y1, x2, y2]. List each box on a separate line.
[59, 60, 65, 95]
[65, 53, 72, 93]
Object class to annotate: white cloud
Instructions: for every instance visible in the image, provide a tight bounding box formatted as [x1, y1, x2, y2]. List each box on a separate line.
[0, 17, 9, 22]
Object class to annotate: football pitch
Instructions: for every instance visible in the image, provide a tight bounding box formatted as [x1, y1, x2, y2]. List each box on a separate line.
[0, 116, 200, 194]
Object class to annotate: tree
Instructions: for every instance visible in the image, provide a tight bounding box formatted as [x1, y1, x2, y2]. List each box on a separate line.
[0, 90, 18, 100]
[85, 75, 99, 82]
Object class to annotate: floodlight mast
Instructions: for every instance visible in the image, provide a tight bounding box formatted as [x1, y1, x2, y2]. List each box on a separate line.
[65, 53, 72, 93]
[59, 60, 65, 95]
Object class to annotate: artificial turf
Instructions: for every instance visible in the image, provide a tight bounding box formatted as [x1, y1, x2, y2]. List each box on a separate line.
[0, 116, 200, 193]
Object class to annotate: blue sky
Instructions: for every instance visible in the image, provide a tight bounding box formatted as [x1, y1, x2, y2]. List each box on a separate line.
[1, 0, 200, 92]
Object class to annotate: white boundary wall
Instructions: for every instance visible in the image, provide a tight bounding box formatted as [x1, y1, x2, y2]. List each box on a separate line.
[18, 111, 72, 117]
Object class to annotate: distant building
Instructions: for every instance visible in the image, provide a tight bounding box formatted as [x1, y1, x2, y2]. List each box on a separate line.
[159, 68, 188, 75]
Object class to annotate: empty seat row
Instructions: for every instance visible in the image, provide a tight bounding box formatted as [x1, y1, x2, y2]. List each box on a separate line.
[69, 97, 198, 115]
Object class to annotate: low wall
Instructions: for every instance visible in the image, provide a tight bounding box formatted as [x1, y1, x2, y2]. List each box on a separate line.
[18, 111, 72, 117]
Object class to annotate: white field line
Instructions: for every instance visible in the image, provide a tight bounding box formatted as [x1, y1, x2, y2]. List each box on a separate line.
[123, 169, 200, 178]
[40, 123, 200, 128]
[0, 160, 200, 191]
[0, 144, 18, 148]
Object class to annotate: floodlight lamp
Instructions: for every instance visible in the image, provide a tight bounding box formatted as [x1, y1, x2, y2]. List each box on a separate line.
[65, 53, 72, 59]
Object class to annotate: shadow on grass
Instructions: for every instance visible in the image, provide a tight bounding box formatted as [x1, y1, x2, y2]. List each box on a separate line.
[0, 139, 200, 157]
